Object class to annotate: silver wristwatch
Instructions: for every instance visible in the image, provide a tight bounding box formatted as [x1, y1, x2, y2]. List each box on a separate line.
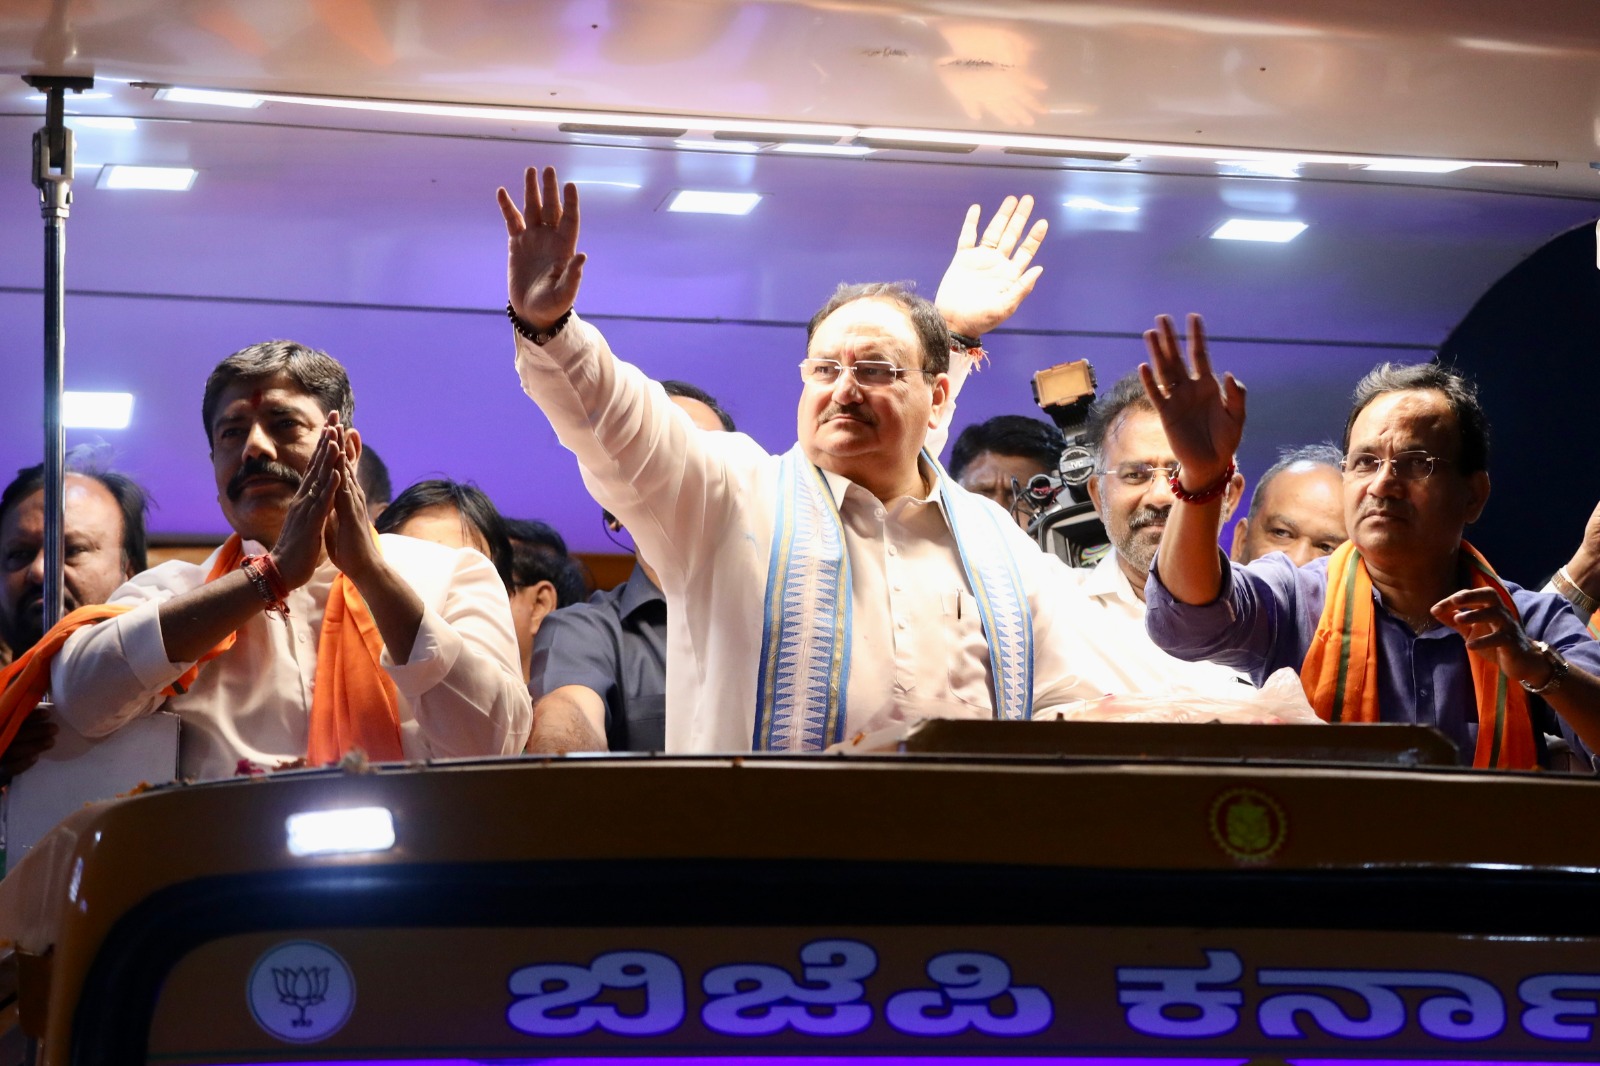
[1520, 640, 1570, 695]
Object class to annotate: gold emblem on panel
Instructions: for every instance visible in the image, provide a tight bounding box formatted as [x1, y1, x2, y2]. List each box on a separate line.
[1209, 787, 1288, 863]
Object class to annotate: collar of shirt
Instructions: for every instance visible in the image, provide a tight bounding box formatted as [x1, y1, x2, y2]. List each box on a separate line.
[819, 456, 947, 518]
[1367, 582, 1458, 640]
[618, 562, 666, 619]
[1084, 550, 1140, 608]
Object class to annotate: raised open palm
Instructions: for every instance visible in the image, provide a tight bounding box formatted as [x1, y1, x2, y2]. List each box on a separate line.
[497, 166, 586, 330]
[934, 194, 1048, 338]
[1138, 313, 1246, 484]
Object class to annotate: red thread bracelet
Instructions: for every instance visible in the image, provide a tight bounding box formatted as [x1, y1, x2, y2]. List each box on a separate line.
[1168, 460, 1235, 505]
[257, 553, 289, 602]
[240, 554, 291, 617]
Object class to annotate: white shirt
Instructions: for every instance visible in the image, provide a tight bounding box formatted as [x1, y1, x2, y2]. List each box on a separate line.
[514, 317, 1102, 752]
[1052, 552, 1253, 698]
[50, 533, 531, 780]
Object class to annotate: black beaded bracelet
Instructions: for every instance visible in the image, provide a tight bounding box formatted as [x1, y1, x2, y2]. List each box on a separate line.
[949, 330, 982, 351]
[507, 302, 573, 345]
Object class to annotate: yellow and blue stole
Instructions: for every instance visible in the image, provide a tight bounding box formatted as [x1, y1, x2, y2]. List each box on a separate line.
[753, 446, 1033, 751]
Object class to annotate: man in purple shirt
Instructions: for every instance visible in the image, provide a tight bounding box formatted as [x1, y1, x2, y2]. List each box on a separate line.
[1137, 314, 1600, 768]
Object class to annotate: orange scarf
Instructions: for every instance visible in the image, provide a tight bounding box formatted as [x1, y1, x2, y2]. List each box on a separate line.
[0, 535, 401, 767]
[1301, 539, 1536, 769]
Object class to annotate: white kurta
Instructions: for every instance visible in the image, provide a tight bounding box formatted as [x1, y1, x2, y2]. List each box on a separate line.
[514, 316, 1103, 752]
[1054, 551, 1254, 698]
[50, 533, 531, 780]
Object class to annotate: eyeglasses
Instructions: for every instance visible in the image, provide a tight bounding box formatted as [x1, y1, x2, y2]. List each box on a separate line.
[1099, 462, 1181, 487]
[1340, 450, 1451, 482]
[798, 358, 936, 388]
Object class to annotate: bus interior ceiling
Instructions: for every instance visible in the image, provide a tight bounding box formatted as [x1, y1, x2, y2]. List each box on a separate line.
[1, 0, 1598, 577]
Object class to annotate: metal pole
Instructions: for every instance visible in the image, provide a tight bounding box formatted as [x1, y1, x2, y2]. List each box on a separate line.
[23, 74, 92, 632]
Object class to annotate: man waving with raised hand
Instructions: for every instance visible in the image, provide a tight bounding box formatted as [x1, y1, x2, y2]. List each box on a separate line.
[499, 166, 1101, 752]
[1139, 313, 1600, 768]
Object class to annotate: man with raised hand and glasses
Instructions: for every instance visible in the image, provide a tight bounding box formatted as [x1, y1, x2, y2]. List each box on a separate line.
[498, 165, 1104, 752]
[1043, 372, 1253, 699]
[527, 380, 735, 754]
[1140, 321, 1600, 768]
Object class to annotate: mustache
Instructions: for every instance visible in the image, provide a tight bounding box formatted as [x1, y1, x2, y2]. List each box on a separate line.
[1128, 504, 1171, 533]
[10, 588, 79, 649]
[227, 457, 303, 501]
[819, 403, 875, 426]
[18, 587, 80, 616]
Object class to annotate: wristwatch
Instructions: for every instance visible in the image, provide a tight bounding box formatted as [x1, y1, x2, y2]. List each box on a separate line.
[1520, 640, 1570, 695]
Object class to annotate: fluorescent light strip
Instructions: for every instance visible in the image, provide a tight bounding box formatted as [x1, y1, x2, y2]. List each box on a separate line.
[27, 91, 112, 102]
[1362, 160, 1474, 173]
[98, 165, 196, 191]
[675, 139, 764, 153]
[1211, 218, 1308, 243]
[771, 143, 874, 157]
[286, 807, 396, 857]
[155, 86, 265, 108]
[667, 190, 761, 215]
[154, 86, 1534, 172]
[62, 391, 133, 429]
[1217, 159, 1301, 177]
[857, 126, 1527, 170]
[189, 88, 857, 141]
[72, 116, 137, 131]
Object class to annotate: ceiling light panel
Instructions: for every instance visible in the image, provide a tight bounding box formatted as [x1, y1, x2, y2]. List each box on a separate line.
[665, 191, 761, 215]
[1211, 218, 1308, 243]
[1064, 197, 1140, 214]
[63, 391, 134, 429]
[98, 166, 197, 191]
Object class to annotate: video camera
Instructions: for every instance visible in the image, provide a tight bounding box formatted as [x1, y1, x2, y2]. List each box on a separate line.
[1025, 359, 1109, 567]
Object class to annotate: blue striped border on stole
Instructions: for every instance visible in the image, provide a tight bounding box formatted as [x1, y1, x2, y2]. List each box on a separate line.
[753, 449, 853, 751]
[937, 464, 1035, 721]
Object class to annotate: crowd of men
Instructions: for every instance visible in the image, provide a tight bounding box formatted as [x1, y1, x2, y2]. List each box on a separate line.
[2, 166, 1598, 784]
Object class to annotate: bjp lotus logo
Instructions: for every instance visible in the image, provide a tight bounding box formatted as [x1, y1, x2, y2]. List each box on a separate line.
[249, 942, 355, 1042]
[1208, 787, 1288, 863]
[273, 965, 330, 1027]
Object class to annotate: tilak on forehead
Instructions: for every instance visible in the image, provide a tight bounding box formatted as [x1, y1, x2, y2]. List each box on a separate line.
[250, 387, 263, 408]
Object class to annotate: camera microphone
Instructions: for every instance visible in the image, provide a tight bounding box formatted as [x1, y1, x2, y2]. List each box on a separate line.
[1022, 473, 1062, 506]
